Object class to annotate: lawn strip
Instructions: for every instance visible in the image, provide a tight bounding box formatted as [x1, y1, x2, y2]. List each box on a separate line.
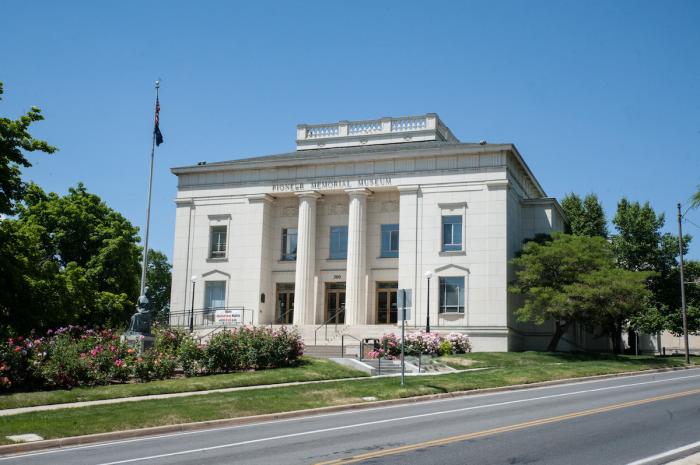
[0, 353, 691, 444]
[0, 358, 367, 410]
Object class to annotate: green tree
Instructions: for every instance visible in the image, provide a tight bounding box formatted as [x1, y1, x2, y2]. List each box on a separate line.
[0, 82, 57, 215]
[560, 192, 608, 237]
[566, 268, 654, 353]
[691, 186, 700, 209]
[611, 198, 693, 338]
[510, 233, 613, 351]
[145, 249, 172, 324]
[3, 183, 141, 333]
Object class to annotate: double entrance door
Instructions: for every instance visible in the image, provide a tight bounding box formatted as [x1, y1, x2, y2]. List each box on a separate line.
[325, 282, 346, 324]
[376, 282, 398, 324]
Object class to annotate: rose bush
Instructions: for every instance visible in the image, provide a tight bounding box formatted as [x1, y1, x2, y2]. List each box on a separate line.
[0, 325, 304, 391]
[368, 331, 472, 359]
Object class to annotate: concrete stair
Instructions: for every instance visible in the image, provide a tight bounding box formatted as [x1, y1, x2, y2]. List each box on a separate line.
[359, 359, 404, 375]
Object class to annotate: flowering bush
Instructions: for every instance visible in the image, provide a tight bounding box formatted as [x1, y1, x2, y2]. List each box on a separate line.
[204, 326, 303, 373]
[1, 324, 305, 392]
[367, 331, 471, 359]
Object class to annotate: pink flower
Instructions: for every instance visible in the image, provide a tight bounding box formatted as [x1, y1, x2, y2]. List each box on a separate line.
[114, 359, 124, 367]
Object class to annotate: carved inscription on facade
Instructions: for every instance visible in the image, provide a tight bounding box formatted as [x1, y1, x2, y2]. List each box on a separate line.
[271, 176, 392, 192]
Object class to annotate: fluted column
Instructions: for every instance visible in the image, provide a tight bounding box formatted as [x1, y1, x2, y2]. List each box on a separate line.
[293, 191, 320, 326]
[345, 188, 370, 325]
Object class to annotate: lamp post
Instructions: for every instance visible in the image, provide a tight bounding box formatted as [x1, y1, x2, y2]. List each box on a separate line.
[189, 275, 197, 333]
[425, 270, 434, 333]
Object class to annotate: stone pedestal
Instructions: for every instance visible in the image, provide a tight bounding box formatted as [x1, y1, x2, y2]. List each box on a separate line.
[123, 333, 155, 353]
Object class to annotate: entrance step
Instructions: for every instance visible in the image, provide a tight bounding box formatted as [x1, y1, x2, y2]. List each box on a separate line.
[359, 358, 410, 375]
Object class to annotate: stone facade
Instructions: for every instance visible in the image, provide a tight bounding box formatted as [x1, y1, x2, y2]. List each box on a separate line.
[169, 114, 606, 351]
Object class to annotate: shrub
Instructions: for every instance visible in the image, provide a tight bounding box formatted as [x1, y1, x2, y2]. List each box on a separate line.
[438, 340, 453, 356]
[203, 326, 303, 373]
[177, 337, 204, 377]
[368, 331, 472, 359]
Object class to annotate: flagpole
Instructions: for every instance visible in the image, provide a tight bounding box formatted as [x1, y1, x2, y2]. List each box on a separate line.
[139, 80, 159, 297]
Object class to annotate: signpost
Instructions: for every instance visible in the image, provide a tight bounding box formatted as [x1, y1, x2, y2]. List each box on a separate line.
[398, 289, 412, 386]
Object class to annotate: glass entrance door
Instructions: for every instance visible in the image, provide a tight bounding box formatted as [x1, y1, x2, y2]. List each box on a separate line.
[276, 283, 294, 324]
[325, 282, 346, 324]
[376, 282, 398, 324]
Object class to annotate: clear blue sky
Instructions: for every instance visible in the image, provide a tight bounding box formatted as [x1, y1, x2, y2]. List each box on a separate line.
[4, 1, 700, 259]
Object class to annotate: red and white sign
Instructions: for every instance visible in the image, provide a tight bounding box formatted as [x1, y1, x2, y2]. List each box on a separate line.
[214, 309, 243, 325]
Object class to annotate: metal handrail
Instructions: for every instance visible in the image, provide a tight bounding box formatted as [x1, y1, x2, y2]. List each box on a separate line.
[341, 334, 362, 358]
[270, 308, 295, 329]
[314, 309, 345, 346]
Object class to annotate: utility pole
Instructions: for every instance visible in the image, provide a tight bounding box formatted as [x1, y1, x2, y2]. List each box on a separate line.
[677, 203, 690, 364]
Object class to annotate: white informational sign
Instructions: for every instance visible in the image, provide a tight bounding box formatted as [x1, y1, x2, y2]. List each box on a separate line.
[214, 308, 243, 325]
[398, 289, 412, 320]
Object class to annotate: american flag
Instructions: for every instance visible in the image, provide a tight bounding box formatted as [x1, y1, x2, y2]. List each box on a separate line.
[154, 96, 163, 146]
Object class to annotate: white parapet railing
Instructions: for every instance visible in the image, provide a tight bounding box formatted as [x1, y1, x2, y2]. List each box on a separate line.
[296, 113, 458, 150]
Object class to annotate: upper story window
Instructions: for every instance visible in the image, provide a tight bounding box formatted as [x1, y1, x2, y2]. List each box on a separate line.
[441, 215, 462, 251]
[209, 226, 227, 258]
[380, 224, 399, 258]
[205, 281, 226, 310]
[329, 226, 348, 259]
[281, 228, 298, 261]
[439, 276, 465, 313]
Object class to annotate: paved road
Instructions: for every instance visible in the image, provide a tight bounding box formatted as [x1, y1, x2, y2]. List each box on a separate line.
[3, 369, 700, 465]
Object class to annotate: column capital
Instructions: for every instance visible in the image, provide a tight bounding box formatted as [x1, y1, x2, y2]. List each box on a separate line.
[295, 190, 322, 200]
[344, 187, 371, 197]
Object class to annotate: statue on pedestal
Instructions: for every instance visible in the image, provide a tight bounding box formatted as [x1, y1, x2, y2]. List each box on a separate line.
[127, 294, 152, 336]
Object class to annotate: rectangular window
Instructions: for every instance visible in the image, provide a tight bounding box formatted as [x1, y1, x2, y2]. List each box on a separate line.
[281, 228, 298, 261]
[329, 226, 348, 259]
[205, 281, 226, 309]
[380, 224, 399, 258]
[442, 215, 462, 251]
[209, 225, 227, 258]
[439, 276, 465, 313]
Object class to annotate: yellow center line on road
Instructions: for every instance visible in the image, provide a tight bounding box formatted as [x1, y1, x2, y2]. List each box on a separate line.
[314, 387, 700, 465]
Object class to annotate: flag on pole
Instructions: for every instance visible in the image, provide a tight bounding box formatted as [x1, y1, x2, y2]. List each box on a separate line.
[154, 96, 164, 146]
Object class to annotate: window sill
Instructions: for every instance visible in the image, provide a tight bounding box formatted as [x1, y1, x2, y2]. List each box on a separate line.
[206, 257, 228, 263]
[278, 259, 296, 263]
[439, 250, 466, 257]
[326, 258, 348, 261]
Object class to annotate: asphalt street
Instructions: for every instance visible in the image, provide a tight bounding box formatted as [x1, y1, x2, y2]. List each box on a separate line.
[2, 368, 700, 465]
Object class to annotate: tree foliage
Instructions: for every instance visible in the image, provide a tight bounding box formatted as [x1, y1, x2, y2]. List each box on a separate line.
[565, 268, 653, 353]
[1, 183, 142, 334]
[560, 192, 608, 237]
[0, 82, 57, 215]
[510, 233, 612, 351]
[145, 249, 172, 324]
[611, 198, 696, 336]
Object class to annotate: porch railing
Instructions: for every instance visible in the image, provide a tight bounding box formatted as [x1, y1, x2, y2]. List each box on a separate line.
[169, 307, 253, 330]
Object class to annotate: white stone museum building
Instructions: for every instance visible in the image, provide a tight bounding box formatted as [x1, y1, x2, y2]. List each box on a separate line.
[169, 114, 605, 351]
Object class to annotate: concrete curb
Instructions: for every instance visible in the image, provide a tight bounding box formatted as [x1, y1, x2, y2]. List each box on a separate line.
[1, 365, 697, 457]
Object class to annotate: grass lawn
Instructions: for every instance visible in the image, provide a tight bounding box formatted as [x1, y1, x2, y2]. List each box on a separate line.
[0, 352, 695, 445]
[0, 357, 367, 410]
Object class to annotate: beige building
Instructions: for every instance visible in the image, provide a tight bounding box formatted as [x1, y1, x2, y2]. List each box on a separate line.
[168, 114, 607, 351]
